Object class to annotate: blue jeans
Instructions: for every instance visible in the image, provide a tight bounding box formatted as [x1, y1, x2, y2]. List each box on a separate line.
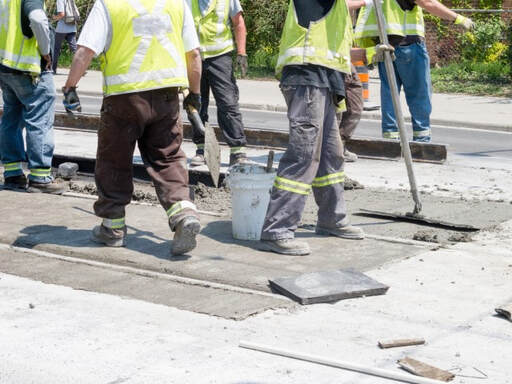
[378, 42, 432, 142]
[0, 68, 56, 182]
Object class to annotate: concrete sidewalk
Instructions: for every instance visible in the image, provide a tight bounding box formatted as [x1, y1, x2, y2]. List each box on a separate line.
[54, 69, 512, 131]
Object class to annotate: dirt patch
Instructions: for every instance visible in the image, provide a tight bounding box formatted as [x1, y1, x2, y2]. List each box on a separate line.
[344, 177, 364, 190]
[413, 230, 440, 243]
[447, 232, 473, 243]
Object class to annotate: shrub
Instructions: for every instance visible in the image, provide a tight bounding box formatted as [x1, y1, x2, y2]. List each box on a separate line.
[460, 18, 506, 63]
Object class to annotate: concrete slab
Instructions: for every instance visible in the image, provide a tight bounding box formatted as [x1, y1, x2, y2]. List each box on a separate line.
[0, 190, 423, 295]
[0, 247, 290, 320]
[269, 270, 389, 305]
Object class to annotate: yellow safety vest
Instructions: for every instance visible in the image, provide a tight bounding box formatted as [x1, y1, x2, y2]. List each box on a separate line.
[275, 0, 353, 78]
[100, 0, 188, 96]
[0, 0, 41, 74]
[191, 0, 234, 59]
[354, 0, 424, 48]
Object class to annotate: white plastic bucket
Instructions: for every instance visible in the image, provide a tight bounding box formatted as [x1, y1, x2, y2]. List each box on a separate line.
[226, 164, 276, 241]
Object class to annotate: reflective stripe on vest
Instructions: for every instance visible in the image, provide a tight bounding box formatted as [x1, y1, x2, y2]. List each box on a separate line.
[101, 0, 188, 96]
[354, 0, 424, 47]
[191, 0, 234, 59]
[0, 0, 41, 73]
[275, 0, 352, 78]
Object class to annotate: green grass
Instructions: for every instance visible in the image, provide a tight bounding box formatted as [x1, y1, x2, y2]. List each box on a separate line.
[431, 61, 512, 98]
[56, 47, 101, 71]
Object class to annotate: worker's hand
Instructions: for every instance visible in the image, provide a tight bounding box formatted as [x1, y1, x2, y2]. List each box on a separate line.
[183, 91, 201, 113]
[62, 86, 82, 113]
[43, 54, 52, 71]
[236, 54, 248, 78]
[454, 14, 474, 30]
[373, 44, 395, 63]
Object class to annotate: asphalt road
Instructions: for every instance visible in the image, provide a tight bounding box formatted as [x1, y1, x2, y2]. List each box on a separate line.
[2, 93, 512, 160]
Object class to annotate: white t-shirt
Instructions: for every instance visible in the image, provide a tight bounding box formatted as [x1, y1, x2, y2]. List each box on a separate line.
[55, 0, 77, 34]
[195, 0, 243, 18]
[77, 0, 200, 57]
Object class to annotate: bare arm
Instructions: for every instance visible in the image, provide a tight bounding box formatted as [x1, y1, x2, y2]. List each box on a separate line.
[186, 48, 202, 94]
[52, 12, 65, 21]
[346, 0, 371, 10]
[231, 12, 246, 55]
[415, 0, 458, 21]
[63, 46, 95, 90]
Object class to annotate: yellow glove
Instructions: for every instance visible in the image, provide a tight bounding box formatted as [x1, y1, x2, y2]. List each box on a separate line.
[454, 14, 474, 30]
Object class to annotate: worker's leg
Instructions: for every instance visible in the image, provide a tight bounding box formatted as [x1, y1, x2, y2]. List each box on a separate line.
[138, 88, 198, 230]
[314, 95, 349, 229]
[206, 53, 247, 153]
[65, 32, 78, 54]
[21, 72, 56, 184]
[395, 42, 432, 142]
[339, 64, 363, 140]
[94, 93, 141, 221]
[261, 85, 325, 241]
[0, 72, 26, 180]
[378, 60, 403, 140]
[52, 32, 66, 74]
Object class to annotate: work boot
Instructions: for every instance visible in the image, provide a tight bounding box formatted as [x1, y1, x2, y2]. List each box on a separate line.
[27, 179, 68, 195]
[315, 225, 365, 240]
[171, 216, 201, 256]
[91, 225, 127, 247]
[343, 148, 358, 162]
[3, 174, 27, 191]
[229, 152, 249, 166]
[190, 150, 205, 167]
[259, 238, 311, 256]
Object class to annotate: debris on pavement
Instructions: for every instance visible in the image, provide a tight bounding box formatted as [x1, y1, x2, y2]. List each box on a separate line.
[28, 303, 35, 309]
[344, 177, 364, 190]
[240, 341, 448, 384]
[447, 232, 473, 243]
[269, 270, 389, 305]
[378, 338, 425, 349]
[495, 303, 512, 322]
[413, 230, 439, 243]
[398, 357, 455, 382]
[58, 162, 79, 180]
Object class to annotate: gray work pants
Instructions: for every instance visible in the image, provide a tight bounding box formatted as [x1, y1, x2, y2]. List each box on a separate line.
[195, 52, 247, 149]
[338, 64, 363, 140]
[261, 85, 348, 241]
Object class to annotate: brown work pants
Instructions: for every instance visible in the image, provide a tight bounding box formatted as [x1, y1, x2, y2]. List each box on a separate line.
[94, 87, 196, 229]
[338, 64, 363, 140]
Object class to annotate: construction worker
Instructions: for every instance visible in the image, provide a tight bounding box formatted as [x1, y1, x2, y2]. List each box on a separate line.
[62, 0, 203, 255]
[259, 0, 366, 256]
[0, 0, 66, 193]
[354, 0, 474, 142]
[188, 0, 249, 167]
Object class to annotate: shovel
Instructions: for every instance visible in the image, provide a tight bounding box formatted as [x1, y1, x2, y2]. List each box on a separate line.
[183, 89, 221, 187]
[358, 0, 478, 232]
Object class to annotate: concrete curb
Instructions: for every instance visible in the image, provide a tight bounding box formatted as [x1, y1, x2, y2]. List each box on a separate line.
[55, 90, 512, 133]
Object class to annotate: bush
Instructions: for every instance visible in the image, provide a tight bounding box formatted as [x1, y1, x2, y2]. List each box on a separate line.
[460, 18, 507, 63]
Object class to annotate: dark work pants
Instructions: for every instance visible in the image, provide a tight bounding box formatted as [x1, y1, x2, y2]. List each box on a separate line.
[338, 64, 363, 140]
[195, 52, 247, 148]
[261, 85, 348, 241]
[52, 32, 77, 73]
[94, 88, 196, 228]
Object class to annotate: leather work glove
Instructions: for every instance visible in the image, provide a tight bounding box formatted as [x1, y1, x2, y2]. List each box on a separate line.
[62, 86, 82, 113]
[236, 54, 248, 78]
[183, 91, 201, 113]
[372, 44, 395, 64]
[454, 14, 474, 30]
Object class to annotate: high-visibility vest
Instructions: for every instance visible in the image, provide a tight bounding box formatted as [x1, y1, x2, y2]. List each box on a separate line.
[0, 0, 41, 74]
[191, 0, 234, 60]
[100, 0, 188, 96]
[354, 0, 424, 48]
[275, 0, 353, 78]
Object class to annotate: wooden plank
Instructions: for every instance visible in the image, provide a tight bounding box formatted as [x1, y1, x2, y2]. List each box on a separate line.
[398, 357, 455, 382]
[378, 338, 425, 349]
